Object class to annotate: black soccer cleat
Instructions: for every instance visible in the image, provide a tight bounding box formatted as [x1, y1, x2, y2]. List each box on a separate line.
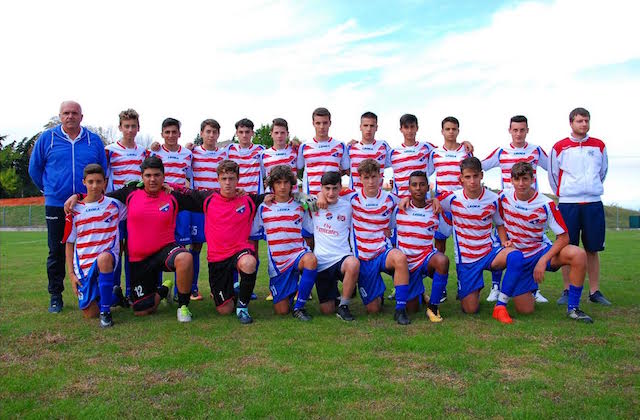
[336, 305, 355, 322]
[567, 308, 593, 323]
[112, 285, 130, 308]
[48, 293, 63, 313]
[100, 311, 114, 328]
[394, 308, 411, 325]
[588, 290, 611, 306]
[292, 308, 313, 321]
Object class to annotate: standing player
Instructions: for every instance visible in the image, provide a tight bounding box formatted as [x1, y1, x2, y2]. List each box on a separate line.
[499, 162, 593, 322]
[227, 118, 265, 194]
[438, 157, 526, 324]
[261, 118, 298, 193]
[189, 119, 227, 300]
[251, 165, 318, 321]
[105, 108, 147, 302]
[391, 171, 449, 322]
[311, 171, 359, 321]
[347, 112, 392, 190]
[64, 164, 126, 328]
[481, 115, 549, 303]
[297, 107, 349, 195]
[549, 108, 610, 306]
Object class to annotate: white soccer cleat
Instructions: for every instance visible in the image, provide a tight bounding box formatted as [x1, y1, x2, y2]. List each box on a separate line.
[486, 284, 500, 302]
[177, 305, 192, 322]
[534, 290, 549, 303]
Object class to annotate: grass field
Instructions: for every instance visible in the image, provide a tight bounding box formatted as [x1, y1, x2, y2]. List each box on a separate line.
[1, 230, 639, 418]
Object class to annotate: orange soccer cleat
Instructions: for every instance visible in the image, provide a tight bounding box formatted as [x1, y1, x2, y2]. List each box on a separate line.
[492, 305, 513, 324]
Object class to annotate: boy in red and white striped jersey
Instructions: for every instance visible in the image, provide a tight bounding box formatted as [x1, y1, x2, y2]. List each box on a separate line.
[227, 118, 265, 194]
[297, 107, 349, 195]
[498, 162, 592, 323]
[347, 112, 391, 190]
[64, 164, 127, 328]
[261, 118, 298, 193]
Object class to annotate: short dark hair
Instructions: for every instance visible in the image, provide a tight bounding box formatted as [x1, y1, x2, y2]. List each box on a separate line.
[569, 107, 590, 122]
[267, 165, 297, 189]
[459, 157, 482, 173]
[409, 170, 428, 184]
[83, 163, 105, 179]
[399, 114, 418, 128]
[140, 156, 164, 174]
[162, 117, 181, 130]
[358, 158, 380, 177]
[200, 119, 220, 132]
[441, 116, 459, 129]
[361, 111, 377, 122]
[216, 160, 239, 176]
[509, 115, 528, 128]
[235, 118, 254, 130]
[271, 118, 288, 131]
[321, 171, 342, 186]
[511, 162, 534, 180]
[312, 107, 331, 120]
[119, 109, 140, 127]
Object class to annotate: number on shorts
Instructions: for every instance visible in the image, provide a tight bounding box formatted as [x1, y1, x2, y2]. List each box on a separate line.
[134, 285, 143, 297]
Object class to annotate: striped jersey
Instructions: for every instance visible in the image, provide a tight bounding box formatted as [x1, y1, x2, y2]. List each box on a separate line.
[105, 142, 147, 191]
[261, 145, 298, 193]
[391, 201, 440, 271]
[191, 145, 227, 190]
[498, 190, 567, 257]
[439, 187, 503, 264]
[251, 198, 313, 277]
[227, 143, 265, 194]
[482, 142, 548, 190]
[151, 145, 193, 187]
[63, 196, 126, 279]
[310, 198, 353, 271]
[390, 141, 435, 198]
[427, 144, 472, 194]
[297, 138, 348, 195]
[347, 140, 391, 190]
[348, 189, 398, 261]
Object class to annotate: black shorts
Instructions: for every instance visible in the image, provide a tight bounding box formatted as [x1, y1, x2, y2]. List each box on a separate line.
[130, 243, 188, 307]
[316, 256, 349, 304]
[208, 249, 255, 307]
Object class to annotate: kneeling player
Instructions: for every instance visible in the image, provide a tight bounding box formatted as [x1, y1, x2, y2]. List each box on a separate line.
[499, 162, 593, 322]
[391, 171, 449, 322]
[311, 171, 360, 321]
[251, 165, 317, 321]
[64, 164, 126, 328]
[439, 157, 526, 324]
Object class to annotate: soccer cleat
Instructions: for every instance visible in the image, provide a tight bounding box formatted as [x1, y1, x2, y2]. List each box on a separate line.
[440, 289, 448, 303]
[534, 290, 549, 303]
[492, 305, 513, 324]
[112, 285, 130, 308]
[567, 308, 594, 323]
[162, 278, 174, 302]
[589, 290, 611, 306]
[292, 308, 313, 321]
[48, 294, 63, 313]
[486, 284, 500, 302]
[336, 305, 355, 322]
[265, 292, 273, 301]
[251, 293, 258, 300]
[236, 308, 253, 325]
[426, 307, 443, 323]
[190, 291, 203, 301]
[387, 288, 396, 300]
[556, 289, 569, 305]
[99, 311, 114, 328]
[177, 305, 192, 322]
[394, 308, 411, 325]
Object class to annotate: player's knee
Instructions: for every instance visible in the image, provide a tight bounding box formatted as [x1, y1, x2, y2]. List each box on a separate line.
[319, 302, 335, 315]
[506, 249, 524, 270]
[82, 301, 99, 318]
[237, 254, 257, 273]
[406, 298, 420, 314]
[433, 253, 449, 273]
[174, 251, 193, 269]
[515, 302, 535, 314]
[570, 246, 587, 268]
[389, 250, 407, 269]
[274, 301, 290, 315]
[343, 257, 360, 274]
[132, 294, 157, 313]
[461, 296, 479, 314]
[97, 252, 114, 272]
[366, 298, 382, 313]
[216, 301, 235, 315]
[302, 253, 317, 270]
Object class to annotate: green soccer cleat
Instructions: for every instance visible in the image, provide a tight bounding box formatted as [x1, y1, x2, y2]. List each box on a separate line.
[177, 305, 192, 322]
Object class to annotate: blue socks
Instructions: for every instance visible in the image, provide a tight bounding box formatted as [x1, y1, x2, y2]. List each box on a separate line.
[395, 284, 409, 310]
[429, 272, 448, 306]
[492, 270, 502, 287]
[190, 250, 200, 293]
[98, 271, 115, 313]
[123, 255, 130, 297]
[294, 268, 317, 310]
[497, 251, 524, 307]
[568, 284, 583, 311]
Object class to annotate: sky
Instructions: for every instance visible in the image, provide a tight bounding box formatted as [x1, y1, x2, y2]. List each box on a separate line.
[1, 0, 639, 208]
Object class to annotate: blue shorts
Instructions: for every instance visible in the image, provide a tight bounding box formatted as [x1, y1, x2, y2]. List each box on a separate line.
[190, 212, 206, 243]
[434, 211, 453, 240]
[407, 250, 438, 301]
[77, 251, 118, 310]
[456, 247, 503, 300]
[358, 250, 391, 306]
[558, 202, 605, 252]
[269, 251, 308, 304]
[515, 245, 560, 297]
[118, 219, 127, 240]
[175, 210, 192, 245]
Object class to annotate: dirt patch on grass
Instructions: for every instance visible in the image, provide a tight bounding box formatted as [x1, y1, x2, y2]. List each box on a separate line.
[147, 368, 189, 385]
[379, 351, 467, 390]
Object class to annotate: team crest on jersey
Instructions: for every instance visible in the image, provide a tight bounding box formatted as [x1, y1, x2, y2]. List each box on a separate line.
[331, 152, 340, 158]
[325, 212, 333, 220]
[104, 215, 113, 223]
[587, 150, 595, 156]
[382, 209, 390, 217]
[236, 205, 246, 214]
[294, 217, 302, 225]
[159, 203, 170, 212]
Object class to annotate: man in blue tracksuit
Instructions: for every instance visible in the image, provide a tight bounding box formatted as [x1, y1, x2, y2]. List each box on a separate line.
[29, 101, 107, 313]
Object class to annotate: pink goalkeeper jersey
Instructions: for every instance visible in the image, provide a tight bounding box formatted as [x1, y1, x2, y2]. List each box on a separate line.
[482, 142, 548, 191]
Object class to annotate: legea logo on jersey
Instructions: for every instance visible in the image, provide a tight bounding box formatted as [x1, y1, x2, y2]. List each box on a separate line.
[513, 151, 525, 156]
[445, 153, 457, 158]
[168, 156, 179, 160]
[85, 207, 100, 213]
[468, 204, 481, 208]
[236, 205, 246, 214]
[159, 203, 170, 212]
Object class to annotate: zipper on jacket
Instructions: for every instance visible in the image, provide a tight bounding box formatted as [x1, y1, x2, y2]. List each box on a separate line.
[72, 135, 76, 194]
